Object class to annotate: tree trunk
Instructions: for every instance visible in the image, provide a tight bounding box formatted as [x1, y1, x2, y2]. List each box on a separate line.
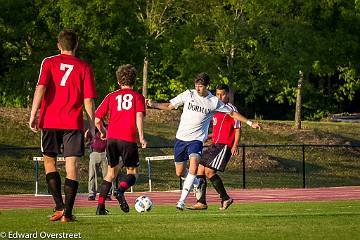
[142, 57, 148, 98]
[295, 70, 303, 130]
[227, 44, 235, 103]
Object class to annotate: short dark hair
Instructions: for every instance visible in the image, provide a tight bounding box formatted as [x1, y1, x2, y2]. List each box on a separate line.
[216, 84, 230, 93]
[57, 29, 78, 51]
[116, 64, 137, 86]
[194, 72, 210, 86]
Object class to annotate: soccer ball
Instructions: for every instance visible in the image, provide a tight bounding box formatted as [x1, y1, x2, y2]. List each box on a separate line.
[134, 195, 153, 213]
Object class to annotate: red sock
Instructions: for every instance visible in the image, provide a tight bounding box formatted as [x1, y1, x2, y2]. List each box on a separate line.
[98, 196, 105, 205]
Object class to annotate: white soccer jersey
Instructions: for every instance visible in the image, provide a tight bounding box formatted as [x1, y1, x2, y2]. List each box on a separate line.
[170, 89, 232, 142]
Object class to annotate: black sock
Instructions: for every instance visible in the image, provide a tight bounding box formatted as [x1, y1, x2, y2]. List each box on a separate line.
[209, 174, 229, 201]
[46, 172, 64, 210]
[63, 178, 78, 217]
[98, 180, 112, 205]
[197, 175, 207, 204]
[118, 174, 136, 193]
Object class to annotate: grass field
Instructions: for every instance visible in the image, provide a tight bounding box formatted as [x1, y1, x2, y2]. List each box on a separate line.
[1, 200, 359, 240]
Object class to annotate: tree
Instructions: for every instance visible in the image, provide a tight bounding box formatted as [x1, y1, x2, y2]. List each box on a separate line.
[0, 0, 53, 107]
[37, 0, 145, 101]
[136, 0, 187, 98]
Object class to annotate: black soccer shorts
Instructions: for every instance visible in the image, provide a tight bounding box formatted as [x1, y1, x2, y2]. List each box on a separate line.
[41, 129, 84, 157]
[106, 139, 140, 168]
[201, 144, 232, 172]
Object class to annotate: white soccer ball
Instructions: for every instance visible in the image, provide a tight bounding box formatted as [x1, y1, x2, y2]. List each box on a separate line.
[134, 195, 153, 213]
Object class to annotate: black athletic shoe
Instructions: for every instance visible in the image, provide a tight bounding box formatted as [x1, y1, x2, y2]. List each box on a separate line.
[96, 204, 109, 215]
[116, 191, 129, 213]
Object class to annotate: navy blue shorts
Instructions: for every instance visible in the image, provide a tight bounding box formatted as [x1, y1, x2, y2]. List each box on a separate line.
[174, 139, 203, 163]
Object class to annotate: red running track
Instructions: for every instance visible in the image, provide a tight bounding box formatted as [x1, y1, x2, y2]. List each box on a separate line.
[0, 186, 360, 210]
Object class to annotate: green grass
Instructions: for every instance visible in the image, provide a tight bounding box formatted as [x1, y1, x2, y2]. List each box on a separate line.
[1, 201, 360, 240]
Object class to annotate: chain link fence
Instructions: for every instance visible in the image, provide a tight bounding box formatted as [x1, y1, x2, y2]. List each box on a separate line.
[0, 144, 359, 195]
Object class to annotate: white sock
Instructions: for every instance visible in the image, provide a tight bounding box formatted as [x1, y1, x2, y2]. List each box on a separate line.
[179, 173, 196, 202]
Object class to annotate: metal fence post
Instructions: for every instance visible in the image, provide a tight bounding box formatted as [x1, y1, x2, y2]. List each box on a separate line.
[302, 144, 306, 188]
[242, 145, 246, 189]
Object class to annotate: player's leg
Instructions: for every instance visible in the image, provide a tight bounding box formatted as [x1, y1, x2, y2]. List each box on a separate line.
[41, 129, 64, 221]
[118, 167, 138, 193]
[115, 140, 139, 213]
[207, 170, 233, 210]
[99, 139, 120, 203]
[112, 166, 137, 213]
[62, 156, 80, 221]
[100, 152, 112, 200]
[189, 163, 207, 209]
[88, 152, 97, 200]
[44, 155, 63, 208]
[176, 140, 203, 210]
[205, 144, 233, 210]
[97, 139, 121, 215]
[61, 130, 84, 222]
[96, 164, 119, 215]
[189, 146, 218, 210]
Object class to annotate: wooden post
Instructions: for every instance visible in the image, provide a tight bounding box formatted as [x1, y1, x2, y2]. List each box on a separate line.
[142, 57, 148, 98]
[295, 70, 303, 130]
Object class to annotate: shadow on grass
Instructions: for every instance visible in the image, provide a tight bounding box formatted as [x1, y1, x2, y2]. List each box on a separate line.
[0, 178, 34, 194]
[313, 128, 360, 145]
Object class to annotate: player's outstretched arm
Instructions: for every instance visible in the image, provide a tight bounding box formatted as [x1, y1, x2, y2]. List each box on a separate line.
[229, 111, 262, 130]
[29, 85, 46, 132]
[146, 99, 175, 111]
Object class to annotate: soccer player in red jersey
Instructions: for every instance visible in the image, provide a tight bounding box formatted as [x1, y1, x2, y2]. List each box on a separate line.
[29, 29, 96, 222]
[188, 84, 260, 210]
[95, 64, 147, 215]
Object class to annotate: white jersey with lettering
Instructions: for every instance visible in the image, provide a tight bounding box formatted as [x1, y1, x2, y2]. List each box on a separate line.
[170, 89, 232, 142]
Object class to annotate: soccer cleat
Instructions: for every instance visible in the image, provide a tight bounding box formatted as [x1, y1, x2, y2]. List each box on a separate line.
[186, 202, 208, 210]
[96, 205, 109, 215]
[219, 198, 233, 210]
[88, 195, 96, 201]
[60, 215, 76, 223]
[193, 178, 204, 201]
[176, 201, 185, 211]
[116, 191, 129, 213]
[50, 209, 64, 221]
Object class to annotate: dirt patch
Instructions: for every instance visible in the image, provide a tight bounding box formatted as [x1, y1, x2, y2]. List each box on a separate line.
[229, 151, 281, 171]
[0, 107, 30, 126]
[263, 122, 347, 145]
[146, 109, 181, 124]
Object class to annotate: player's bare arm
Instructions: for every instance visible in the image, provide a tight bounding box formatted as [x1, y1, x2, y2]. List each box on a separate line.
[146, 99, 175, 110]
[231, 128, 241, 156]
[29, 85, 46, 132]
[95, 117, 106, 140]
[229, 111, 262, 130]
[84, 98, 96, 137]
[136, 112, 147, 148]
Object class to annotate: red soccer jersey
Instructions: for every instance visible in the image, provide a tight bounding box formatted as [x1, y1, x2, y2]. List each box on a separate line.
[37, 54, 96, 129]
[212, 103, 241, 148]
[95, 88, 146, 143]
